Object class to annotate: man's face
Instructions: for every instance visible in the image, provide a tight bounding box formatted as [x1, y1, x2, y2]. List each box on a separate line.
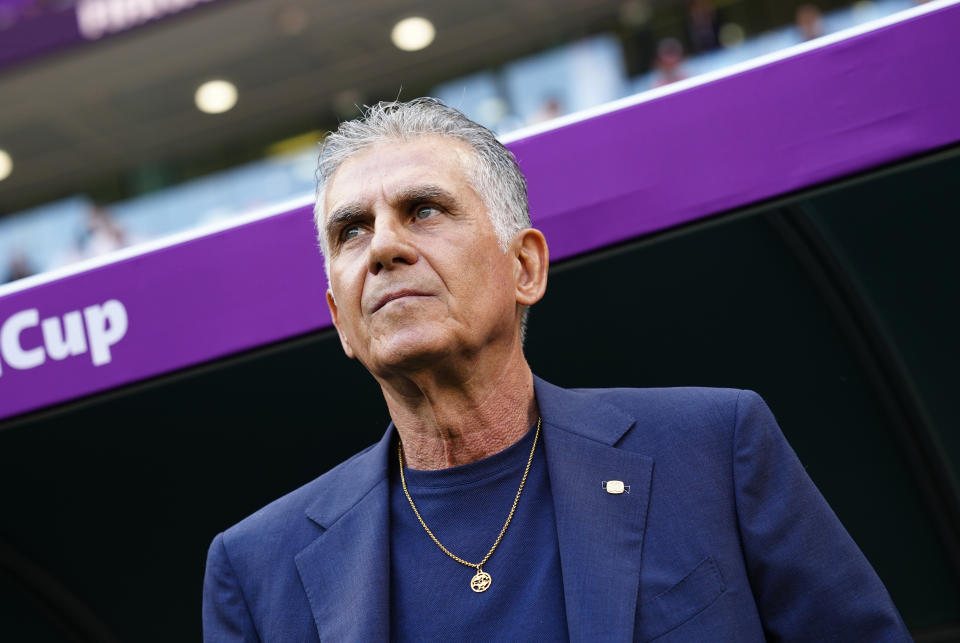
[322, 136, 521, 377]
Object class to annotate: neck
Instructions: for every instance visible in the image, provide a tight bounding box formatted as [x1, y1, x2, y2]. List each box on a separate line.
[379, 349, 538, 470]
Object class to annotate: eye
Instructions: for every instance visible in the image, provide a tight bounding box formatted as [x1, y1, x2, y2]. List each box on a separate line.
[414, 205, 438, 220]
[342, 225, 363, 242]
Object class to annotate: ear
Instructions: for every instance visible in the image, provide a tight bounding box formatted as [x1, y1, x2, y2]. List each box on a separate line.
[326, 289, 356, 359]
[512, 228, 549, 307]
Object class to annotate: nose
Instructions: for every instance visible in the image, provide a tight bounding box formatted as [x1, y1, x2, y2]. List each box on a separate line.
[367, 217, 418, 274]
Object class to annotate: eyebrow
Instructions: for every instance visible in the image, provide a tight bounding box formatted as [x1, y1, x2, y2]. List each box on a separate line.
[325, 203, 368, 241]
[324, 184, 460, 242]
[393, 185, 455, 207]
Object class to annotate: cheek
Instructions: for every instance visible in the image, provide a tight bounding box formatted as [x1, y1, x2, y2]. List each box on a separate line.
[330, 273, 364, 322]
[459, 253, 515, 310]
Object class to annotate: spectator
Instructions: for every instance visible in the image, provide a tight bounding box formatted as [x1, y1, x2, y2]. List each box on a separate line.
[619, 0, 656, 76]
[75, 205, 128, 260]
[4, 251, 34, 284]
[686, 0, 721, 53]
[652, 38, 688, 87]
[796, 5, 824, 42]
[528, 96, 564, 125]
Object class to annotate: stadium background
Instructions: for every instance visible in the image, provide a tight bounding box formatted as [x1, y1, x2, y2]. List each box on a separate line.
[1, 0, 958, 640]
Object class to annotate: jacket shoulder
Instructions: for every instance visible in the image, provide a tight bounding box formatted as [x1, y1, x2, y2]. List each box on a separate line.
[576, 385, 747, 429]
[564, 386, 772, 459]
[576, 384, 743, 409]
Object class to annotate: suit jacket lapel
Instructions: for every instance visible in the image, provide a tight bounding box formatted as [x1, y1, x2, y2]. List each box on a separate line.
[291, 379, 654, 641]
[536, 377, 655, 643]
[294, 428, 395, 642]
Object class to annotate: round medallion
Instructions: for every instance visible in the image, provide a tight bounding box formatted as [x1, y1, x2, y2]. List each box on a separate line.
[470, 570, 492, 593]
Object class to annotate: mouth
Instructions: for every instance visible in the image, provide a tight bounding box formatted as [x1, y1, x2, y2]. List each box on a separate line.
[372, 289, 431, 313]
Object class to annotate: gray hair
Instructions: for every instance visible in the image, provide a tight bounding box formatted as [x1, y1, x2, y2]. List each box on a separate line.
[314, 98, 534, 342]
[313, 98, 530, 258]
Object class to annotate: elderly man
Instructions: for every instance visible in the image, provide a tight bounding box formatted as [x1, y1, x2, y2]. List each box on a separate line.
[203, 99, 909, 641]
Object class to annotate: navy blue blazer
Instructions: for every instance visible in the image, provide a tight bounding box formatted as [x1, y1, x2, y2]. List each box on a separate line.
[203, 377, 910, 641]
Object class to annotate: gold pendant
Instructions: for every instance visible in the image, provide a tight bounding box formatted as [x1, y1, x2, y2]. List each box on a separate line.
[470, 569, 491, 593]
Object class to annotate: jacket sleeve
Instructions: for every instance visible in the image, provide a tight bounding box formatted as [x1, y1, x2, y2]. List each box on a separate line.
[202, 532, 260, 643]
[732, 390, 912, 642]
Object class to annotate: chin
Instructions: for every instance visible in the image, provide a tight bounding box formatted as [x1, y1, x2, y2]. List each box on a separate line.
[366, 328, 446, 368]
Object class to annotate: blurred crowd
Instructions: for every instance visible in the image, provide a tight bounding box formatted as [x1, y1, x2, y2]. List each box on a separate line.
[0, 0, 923, 286]
[2, 204, 131, 283]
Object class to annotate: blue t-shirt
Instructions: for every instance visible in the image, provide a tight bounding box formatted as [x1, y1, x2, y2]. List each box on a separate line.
[389, 425, 568, 641]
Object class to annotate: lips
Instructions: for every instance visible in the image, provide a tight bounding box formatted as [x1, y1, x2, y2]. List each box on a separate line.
[371, 289, 431, 313]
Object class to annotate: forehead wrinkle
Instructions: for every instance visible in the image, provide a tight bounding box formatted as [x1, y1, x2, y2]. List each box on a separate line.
[321, 152, 382, 232]
[372, 136, 480, 204]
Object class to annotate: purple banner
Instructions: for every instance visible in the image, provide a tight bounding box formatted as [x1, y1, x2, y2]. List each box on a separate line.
[0, 5, 79, 70]
[0, 0, 224, 71]
[1, 3, 959, 421]
[0, 206, 329, 420]
[513, 3, 960, 261]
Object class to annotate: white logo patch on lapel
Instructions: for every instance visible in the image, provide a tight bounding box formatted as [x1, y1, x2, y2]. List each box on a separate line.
[602, 480, 630, 494]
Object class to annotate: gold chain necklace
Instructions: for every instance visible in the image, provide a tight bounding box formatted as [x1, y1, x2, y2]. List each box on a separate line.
[397, 417, 541, 593]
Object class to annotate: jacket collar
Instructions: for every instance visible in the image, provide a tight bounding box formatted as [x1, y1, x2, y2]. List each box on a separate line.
[536, 376, 654, 641]
[295, 427, 395, 641]
[302, 427, 395, 529]
[295, 377, 654, 642]
[534, 375, 636, 445]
